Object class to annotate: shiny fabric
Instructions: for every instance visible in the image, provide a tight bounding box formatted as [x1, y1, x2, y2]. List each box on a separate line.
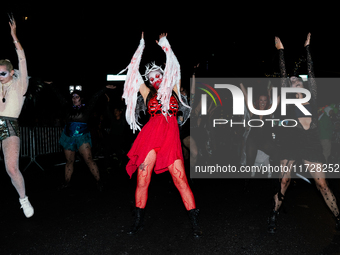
[59, 122, 92, 151]
[0, 117, 20, 141]
[64, 122, 89, 137]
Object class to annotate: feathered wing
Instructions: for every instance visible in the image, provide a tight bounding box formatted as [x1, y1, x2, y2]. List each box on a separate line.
[157, 37, 190, 118]
[119, 38, 145, 133]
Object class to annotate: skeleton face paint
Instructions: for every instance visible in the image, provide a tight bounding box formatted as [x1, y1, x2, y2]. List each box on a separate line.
[0, 71, 9, 78]
[148, 70, 163, 90]
[72, 94, 81, 106]
[0, 66, 13, 84]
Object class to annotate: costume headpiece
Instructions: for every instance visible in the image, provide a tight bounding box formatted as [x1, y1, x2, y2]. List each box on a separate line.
[143, 62, 164, 81]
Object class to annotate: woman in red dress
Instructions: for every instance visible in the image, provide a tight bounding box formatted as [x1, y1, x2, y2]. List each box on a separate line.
[120, 32, 201, 237]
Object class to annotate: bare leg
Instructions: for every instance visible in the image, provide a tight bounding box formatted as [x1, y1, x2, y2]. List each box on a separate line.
[64, 149, 76, 182]
[78, 143, 100, 181]
[305, 160, 339, 217]
[2, 136, 25, 198]
[168, 159, 196, 210]
[135, 149, 156, 208]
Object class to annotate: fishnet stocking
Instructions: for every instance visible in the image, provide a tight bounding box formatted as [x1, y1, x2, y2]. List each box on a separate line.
[2, 136, 26, 198]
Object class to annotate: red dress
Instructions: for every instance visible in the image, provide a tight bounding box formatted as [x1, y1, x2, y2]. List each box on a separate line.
[126, 93, 184, 178]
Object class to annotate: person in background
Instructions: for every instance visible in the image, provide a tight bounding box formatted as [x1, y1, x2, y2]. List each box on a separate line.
[45, 81, 115, 191]
[318, 104, 337, 164]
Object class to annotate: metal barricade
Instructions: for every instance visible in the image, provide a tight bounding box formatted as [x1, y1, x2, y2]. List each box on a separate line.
[20, 127, 64, 171]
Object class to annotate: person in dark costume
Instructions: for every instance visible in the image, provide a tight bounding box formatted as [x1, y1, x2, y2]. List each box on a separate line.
[268, 33, 340, 233]
[240, 82, 278, 169]
[45, 82, 115, 190]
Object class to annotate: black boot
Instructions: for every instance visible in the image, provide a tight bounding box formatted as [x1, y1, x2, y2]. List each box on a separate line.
[96, 179, 104, 192]
[267, 210, 279, 234]
[58, 180, 71, 190]
[335, 216, 340, 231]
[188, 209, 203, 238]
[127, 207, 145, 235]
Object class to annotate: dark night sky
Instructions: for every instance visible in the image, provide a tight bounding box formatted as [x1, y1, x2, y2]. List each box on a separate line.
[0, 4, 339, 106]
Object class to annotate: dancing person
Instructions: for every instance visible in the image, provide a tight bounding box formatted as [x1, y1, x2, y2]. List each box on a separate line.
[120, 32, 202, 237]
[240, 83, 278, 173]
[0, 15, 34, 217]
[45, 82, 115, 191]
[268, 33, 340, 233]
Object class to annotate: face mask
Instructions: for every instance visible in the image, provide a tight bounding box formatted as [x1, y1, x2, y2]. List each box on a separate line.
[148, 71, 163, 90]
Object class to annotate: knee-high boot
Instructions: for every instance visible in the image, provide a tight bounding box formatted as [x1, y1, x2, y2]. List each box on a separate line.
[188, 208, 203, 238]
[127, 207, 145, 235]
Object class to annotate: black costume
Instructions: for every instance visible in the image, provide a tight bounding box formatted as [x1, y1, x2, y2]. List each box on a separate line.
[277, 46, 324, 163]
[245, 114, 275, 166]
[47, 84, 109, 151]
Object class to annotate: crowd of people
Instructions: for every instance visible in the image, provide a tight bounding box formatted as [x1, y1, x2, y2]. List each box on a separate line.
[1, 14, 340, 239]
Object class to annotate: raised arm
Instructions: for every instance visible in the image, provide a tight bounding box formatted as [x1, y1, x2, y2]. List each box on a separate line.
[275, 37, 289, 88]
[120, 32, 148, 132]
[304, 33, 318, 115]
[190, 64, 199, 106]
[85, 85, 116, 115]
[9, 15, 28, 95]
[305, 33, 315, 79]
[44, 81, 69, 107]
[157, 33, 190, 114]
[239, 82, 252, 116]
[138, 33, 150, 101]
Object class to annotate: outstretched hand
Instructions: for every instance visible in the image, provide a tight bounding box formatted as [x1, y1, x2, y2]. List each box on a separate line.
[8, 13, 18, 39]
[275, 37, 284, 50]
[304, 33, 311, 47]
[106, 85, 116, 89]
[156, 33, 167, 44]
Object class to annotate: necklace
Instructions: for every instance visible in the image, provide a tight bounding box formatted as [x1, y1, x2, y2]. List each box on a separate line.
[2, 86, 7, 103]
[1, 80, 13, 103]
[73, 104, 85, 109]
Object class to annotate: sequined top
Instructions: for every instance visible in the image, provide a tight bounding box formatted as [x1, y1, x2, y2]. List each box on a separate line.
[147, 93, 179, 117]
[0, 49, 28, 118]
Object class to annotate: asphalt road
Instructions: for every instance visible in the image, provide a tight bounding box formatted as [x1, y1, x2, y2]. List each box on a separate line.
[1, 154, 340, 255]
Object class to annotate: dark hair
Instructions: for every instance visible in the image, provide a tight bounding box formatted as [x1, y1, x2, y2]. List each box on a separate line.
[288, 76, 304, 87]
[70, 89, 84, 101]
[255, 94, 269, 110]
